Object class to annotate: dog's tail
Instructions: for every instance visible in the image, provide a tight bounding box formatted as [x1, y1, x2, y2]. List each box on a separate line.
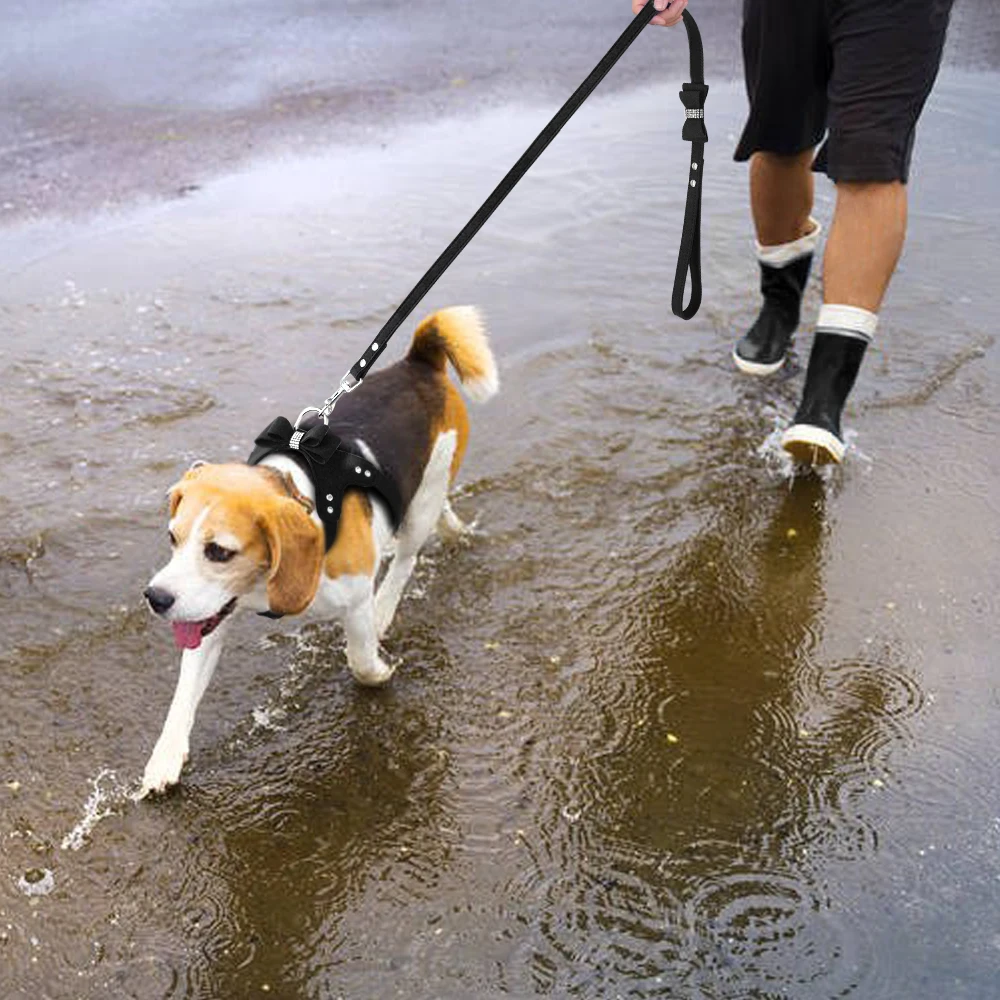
[407, 307, 499, 403]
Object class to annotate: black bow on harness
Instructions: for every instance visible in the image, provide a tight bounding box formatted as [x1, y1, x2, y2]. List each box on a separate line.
[252, 415, 340, 466]
[247, 415, 403, 551]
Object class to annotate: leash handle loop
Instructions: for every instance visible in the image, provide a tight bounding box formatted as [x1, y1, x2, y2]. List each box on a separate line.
[671, 13, 707, 321]
[673, 77, 708, 320]
[341, 2, 706, 391]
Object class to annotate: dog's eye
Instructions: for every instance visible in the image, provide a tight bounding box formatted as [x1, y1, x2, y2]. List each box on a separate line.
[204, 542, 236, 564]
[168, 530, 178, 547]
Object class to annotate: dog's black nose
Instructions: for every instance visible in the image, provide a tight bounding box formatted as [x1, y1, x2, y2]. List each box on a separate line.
[144, 586, 176, 615]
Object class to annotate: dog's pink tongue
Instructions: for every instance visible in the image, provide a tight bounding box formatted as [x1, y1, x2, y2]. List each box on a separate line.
[172, 622, 204, 651]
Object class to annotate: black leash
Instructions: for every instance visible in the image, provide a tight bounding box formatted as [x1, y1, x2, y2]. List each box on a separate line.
[248, 3, 707, 601]
[314, 2, 707, 418]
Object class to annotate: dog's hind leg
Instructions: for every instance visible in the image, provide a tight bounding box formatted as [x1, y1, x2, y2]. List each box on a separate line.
[343, 596, 395, 686]
[374, 550, 419, 639]
[375, 432, 457, 637]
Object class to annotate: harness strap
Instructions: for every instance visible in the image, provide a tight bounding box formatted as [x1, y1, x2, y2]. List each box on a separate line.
[342, 3, 707, 391]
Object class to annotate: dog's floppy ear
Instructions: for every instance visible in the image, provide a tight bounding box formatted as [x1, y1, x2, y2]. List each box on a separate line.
[167, 484, 184, 519]
[166, 462, 210, 518]
[259, 498, 324, 616]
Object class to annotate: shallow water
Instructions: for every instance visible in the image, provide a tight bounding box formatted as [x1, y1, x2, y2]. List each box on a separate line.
[1, 64, 999, 1000]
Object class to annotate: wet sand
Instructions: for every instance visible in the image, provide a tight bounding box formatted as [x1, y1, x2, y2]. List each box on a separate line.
[2, 4, 1000, 999]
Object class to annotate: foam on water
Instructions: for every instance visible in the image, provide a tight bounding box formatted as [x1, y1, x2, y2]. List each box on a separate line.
[16, 867, 56, 897]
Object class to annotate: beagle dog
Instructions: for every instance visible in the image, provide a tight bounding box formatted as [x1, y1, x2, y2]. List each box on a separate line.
[140, 307, 498, 796]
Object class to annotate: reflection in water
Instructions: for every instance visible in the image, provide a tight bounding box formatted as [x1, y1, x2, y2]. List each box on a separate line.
[190, 644, 454, 998]
[519, 473, 924, 997]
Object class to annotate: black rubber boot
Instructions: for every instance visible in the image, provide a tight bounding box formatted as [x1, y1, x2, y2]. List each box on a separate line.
[781, 331, 869, 465]
[734, 253, 814, 375]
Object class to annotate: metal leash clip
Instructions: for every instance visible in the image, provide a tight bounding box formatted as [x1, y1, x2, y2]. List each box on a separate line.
[308, 372, 360, 425]
[319, 372, 360, 422]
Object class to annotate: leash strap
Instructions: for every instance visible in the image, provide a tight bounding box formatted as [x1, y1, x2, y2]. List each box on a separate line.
[339, 3, 707, 396]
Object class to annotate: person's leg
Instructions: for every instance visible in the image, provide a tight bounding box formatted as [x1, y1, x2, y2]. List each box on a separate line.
[733, 150, 823, 375]
[824, 181, 906, 311]
[781, 0, 952, 465]
[781, 181, 906, 463]
[731, 0, 828, 375]
[750, 150, 815, 248]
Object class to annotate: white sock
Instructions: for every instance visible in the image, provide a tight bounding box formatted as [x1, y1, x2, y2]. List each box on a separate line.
[755, 217, 822, 268]
[816, 304, 879, 343]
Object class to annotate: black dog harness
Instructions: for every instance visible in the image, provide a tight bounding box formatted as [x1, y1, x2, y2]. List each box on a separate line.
[247, 3, 705, 578]
[248, 414, 403, 551]
[248, 414, 404, 620]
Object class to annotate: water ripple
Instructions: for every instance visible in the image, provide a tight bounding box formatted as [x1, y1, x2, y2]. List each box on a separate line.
[864, 335, 993, 411]
[179, 849, 256, 973]
[683, 865, 874, 997]
[94, 955, 185, 999]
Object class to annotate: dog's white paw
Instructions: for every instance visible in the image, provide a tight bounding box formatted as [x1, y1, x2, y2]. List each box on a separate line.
[140, 739, 189, 797]
[349, 655, 396, 687]
[437, 502, 477, 544]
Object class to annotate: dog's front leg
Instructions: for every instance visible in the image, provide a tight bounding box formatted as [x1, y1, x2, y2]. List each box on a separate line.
[140, 627, 227, 796]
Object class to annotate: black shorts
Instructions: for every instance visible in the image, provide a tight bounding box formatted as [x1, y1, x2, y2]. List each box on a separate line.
[734, 0, 954, 182]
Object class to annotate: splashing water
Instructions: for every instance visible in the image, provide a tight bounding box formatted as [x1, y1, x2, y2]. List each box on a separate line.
[60, 768, 134, 851]
[756, 406, 870, 481]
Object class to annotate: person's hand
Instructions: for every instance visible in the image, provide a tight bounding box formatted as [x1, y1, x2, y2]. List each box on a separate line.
[632, 0, 689, 27]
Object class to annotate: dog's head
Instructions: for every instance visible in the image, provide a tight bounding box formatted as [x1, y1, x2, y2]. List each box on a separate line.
[144, 462, 324, 649]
